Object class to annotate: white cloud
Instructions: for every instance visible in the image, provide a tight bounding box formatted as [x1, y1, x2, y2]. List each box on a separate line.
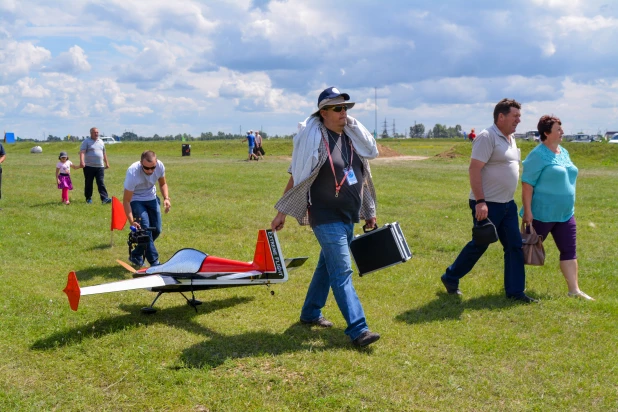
[557, 15, 618, 33]
[84, 0, 217, 36]
[21, 103, 47, 115]
[16, 77, 51, 98]
[0, 39, 51, 80]
[116, 41, 179, 85]
[541, 41, 556, 56]
[219, 73, 311, 113]
[114, 106, 154, 115]
[529, 0, 583, 11]
[1, 1, 618, 138]
[112, 43, 140, 56]
[48, 45, 91, 74]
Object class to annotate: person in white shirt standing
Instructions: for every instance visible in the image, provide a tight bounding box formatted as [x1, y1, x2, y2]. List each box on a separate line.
[254, 131, 264, 160]
[123, 150, 171, 267]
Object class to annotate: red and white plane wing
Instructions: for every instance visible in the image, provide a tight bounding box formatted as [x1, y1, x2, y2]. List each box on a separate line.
[63, 271, 179, 311]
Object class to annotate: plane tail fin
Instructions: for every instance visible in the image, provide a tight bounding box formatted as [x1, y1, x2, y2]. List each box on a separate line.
[252, 229, 278, 273]
[63, 271, 81, 311]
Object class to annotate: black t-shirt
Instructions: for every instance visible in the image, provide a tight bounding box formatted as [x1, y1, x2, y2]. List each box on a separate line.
[309, 129, 364, 227]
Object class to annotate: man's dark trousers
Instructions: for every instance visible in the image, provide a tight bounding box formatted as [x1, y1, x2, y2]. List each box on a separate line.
[83, 166, 108, 201]
[0, 166, 3, 199]
[442, 199, 526, 297]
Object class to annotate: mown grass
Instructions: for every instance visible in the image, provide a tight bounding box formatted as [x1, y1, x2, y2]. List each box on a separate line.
[0, 139, 617, 411]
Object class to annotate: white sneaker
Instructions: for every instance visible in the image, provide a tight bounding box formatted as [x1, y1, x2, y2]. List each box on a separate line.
[567, 290, 595, 301]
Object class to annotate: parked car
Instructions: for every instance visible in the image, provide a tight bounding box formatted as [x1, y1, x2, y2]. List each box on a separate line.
[100, 136, 119, 144]
[525, 130, 540, 142]
[608, 134, 618, 144]
[569, 133, 596, 143]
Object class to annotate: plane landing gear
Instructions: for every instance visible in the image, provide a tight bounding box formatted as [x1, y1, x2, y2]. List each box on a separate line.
[140, 306, 157, 315]
[179, 292, 202, 312]
[141, 291, 164, 314]
[187, 298, 203, 308]
[139, 290, 204, 314]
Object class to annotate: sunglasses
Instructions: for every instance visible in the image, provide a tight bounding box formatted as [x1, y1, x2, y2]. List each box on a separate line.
[142, 164, 156, 171]
[329, 106, 348, 112]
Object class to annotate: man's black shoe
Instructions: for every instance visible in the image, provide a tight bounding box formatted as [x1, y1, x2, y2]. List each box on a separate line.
[441, 276, 462, 295]
[352, 331, 380, 347]
[508, 294, 540, 304]
[300, 316, 333, 328]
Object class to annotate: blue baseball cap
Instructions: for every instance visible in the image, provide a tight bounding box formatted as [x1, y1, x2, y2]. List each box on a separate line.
[316, 87, 355, 112]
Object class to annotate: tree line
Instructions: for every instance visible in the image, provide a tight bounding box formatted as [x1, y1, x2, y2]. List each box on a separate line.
[45, 130, 295, 142]
[43, 123, 465, 142]
[408, 123, 463, 138]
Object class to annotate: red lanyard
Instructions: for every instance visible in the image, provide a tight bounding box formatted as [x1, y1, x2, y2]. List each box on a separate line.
[322, 131, 354, 197]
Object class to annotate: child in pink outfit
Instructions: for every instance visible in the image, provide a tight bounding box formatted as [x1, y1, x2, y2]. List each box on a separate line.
[56, 151, 81, 204]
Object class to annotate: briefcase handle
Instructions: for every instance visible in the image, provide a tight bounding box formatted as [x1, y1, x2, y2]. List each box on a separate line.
[362, 221, 378, 233]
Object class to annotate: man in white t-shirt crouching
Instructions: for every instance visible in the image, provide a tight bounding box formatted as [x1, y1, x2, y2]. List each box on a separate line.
[123, 150, 171, 267]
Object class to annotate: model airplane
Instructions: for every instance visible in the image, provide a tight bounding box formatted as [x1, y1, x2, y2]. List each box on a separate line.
[63, 229, 307, 314]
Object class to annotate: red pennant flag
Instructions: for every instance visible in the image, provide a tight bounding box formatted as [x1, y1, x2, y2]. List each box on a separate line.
[111, 196, 127, 231]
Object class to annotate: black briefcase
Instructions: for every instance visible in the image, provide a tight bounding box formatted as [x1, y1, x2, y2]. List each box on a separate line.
[350, 222, 412, 276]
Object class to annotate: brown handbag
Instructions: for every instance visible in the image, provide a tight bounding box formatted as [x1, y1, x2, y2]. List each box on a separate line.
[521, 223, 545, 266]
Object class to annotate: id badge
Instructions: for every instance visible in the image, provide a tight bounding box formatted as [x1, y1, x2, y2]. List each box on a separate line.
[345, 167, 358, 185]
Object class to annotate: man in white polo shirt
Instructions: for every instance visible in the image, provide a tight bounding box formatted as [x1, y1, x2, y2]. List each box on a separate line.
[123, 150, 171, 267]
[441, 98, 537, 303]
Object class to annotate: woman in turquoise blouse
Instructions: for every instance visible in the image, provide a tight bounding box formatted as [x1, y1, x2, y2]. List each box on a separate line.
[521, 115, 593, 300]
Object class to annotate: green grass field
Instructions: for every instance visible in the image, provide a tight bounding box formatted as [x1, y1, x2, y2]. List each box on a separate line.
[0, 139, 617, 411]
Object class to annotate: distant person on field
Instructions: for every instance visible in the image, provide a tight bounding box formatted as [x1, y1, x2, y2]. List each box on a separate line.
[469, 128, 476, 141]
[254, 131, 265, 160]
[123, 150, 171, 268]
[440, 98, 537, 303]
[56, 151, 81, 205]
[79, 127, 111, 204]
[271, 86, 381, 348]
[242, 130, 258, 161]
[521, 115, 593, 300]
[0, 141, 5, 201]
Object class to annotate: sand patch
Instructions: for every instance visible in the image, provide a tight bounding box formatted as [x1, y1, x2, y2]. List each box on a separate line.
[434, 146, 463, 159]
[376, 143, 402, 157]
[371, 155, 429, 163]
[369, 143, 429, 162]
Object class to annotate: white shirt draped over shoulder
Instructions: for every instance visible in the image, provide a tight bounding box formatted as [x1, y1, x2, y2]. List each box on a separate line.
[290, 115, 378, 185]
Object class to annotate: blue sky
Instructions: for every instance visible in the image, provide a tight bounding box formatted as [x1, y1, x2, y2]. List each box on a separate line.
[1, 0, 617, 139]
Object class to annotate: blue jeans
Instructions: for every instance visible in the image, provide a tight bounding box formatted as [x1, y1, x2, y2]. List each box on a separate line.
[300, 221, 368, 340]
[442, 200, 526, 297]
[130, 198, 162, 265]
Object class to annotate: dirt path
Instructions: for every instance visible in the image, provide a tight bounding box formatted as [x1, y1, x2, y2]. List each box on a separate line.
[370, 143, 429, 162]
[370, 155, 429, 163]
